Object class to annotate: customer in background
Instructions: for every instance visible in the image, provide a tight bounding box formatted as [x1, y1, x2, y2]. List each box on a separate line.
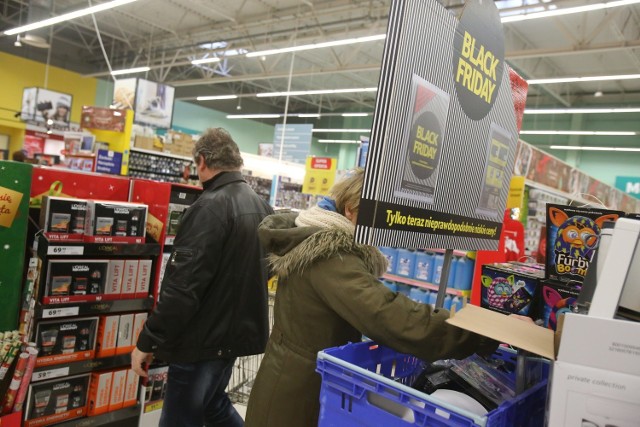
[11, 150, 25, 162]
[132, 128, 274, 427]
[245, 169, 497, 427]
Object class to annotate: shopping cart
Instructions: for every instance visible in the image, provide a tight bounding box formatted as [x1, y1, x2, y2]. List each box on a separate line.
[226, 292, 275, 404]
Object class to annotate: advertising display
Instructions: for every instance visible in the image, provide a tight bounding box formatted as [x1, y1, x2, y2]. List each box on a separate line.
[134, 78, 175, 129]
[20, 87, 73, 127]
[112, 78, 136, 110]
[272, 124, 313, 164]
[357, 0, 524, 251]
[81, 106, 126, 132]
[302, 157, 337, 196]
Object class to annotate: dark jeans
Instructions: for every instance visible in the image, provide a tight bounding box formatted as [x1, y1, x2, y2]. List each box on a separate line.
[159, 358, 243, 427]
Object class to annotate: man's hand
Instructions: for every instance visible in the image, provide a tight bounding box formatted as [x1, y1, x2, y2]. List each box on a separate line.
[131, 347, 153, 377]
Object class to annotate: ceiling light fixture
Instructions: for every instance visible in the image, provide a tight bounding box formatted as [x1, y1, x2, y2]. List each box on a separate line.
[525, 108, 640, 114]
[296, 113, 321, 118]
[342, 113, 369, 117]
[501, 0, 640, 23]
[191, 57, 222, 65]
[226, 114, 282, 119]
[528, 74, 640, 85]
[550, 145, 640, 152]
[520, 130, 636, 136]
[312, 128, 371, 133]
[257, 87, 377, 97]
[196, 95, 238, 101]
[318, 139, 360, 144]
[246, 34, 386, 58]
[111, 66, 150, 76]
[4, 0, 139, 36]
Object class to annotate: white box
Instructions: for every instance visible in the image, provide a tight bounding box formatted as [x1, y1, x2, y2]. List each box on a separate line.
[115, 314, 134, 355]
[96, 315, 120, 358]
[108, 369, 127, 411]
[88, 371, 112, 416]
[106, 260, 124, 295]
[135, 260, 152, 298]
[558, 314, 640, 377]
[123, 369, 139, 408]
[547, 361, 640, 427]
[132, 312, 148, 347]
[121, 260, 139, 297]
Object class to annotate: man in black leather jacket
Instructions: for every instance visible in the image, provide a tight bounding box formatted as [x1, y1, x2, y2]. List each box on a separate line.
[132, 128, 274, 427]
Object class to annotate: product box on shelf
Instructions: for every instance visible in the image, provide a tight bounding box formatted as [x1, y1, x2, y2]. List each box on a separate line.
[39, 197, 88, 242]
[24, 374, 89, 427]
[123, 369, 139, 408]
[105, 260, 124, 295]
[121, 260, 139, 298]
[378, 247, 398, 275]
[536, 279, 581, 331]
[132, 313, 148, 348]
[87, 371, 112, 416]
[480, 262, 544, 316]
[133, 136, 159, 151]
[135, 260, 152, 298]
[546, 204, 623, 285]
[44, 260, 110, 304]
[84, 201, 147, 243]
[143, 366, 168, 409]
[96, 316, 120, 358]
[115, 314, 134, 355]
[34, 317, 98, 367]
[108, 369, 127, 412]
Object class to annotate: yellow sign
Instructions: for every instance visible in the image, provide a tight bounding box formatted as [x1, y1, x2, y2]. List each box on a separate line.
[0, 186, 23, 228]
[302, 157, 337, 196]
[507, 176, 526, 209]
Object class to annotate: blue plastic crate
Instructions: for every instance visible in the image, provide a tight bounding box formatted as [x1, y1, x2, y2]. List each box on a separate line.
[316, 342, 549, 427]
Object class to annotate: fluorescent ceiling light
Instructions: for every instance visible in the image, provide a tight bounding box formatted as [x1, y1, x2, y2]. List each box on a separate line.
[521, 130, 636, 136]
[196, 95, 238, 101]
[191, 57, 222, 65]
[111, 66, 150, 76]
[312, 128, 371, 133]
[257, 87, 377, 97]
[227, 114, 282, 119]
[246, 34, 386, 58]
[342, 113, 369, 117]
[318, 139, 360, 144]
[4, 0, 139, 36]
[550, 145, 640, 152]
[528, 74, 640, 84]
[297, 114, 321, 118]
[525, 108, 640, 114]
[501, 0, 640, 23]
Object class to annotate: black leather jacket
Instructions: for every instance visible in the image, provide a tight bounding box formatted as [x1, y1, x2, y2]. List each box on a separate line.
[137, 171, 274, 362]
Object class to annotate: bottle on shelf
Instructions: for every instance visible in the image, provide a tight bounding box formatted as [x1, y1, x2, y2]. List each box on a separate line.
[455, 256, 475, 291]
[443, 294, 453, 310]
[395, 249, 416, 278]
[432, 254, 444, 284]
[447, 256, 459, 288]
[428, 290, 437, 308]
[409, 287, 426, 303]
[382, 281, 397, 293]
[413, 251, 434, 283]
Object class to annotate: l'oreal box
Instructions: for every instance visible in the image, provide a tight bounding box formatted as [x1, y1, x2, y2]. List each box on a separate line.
[105, 260, 124, 295]
[35, 317, 98, 367]
[96, 315, 120, 358]
[85, 201, 147, 244]
[121, 260, 138, 298]
[45, 260, 109, 304]
[24, 374, 89, 427]
[132, 313, 148, 347]
[108, 370, 127, 412]
[87, 372, 112, 416]
[135, 260, 152, 298]
[123, 369, 139, 408]
[115, 314, 134, 355]
[40, 197, 88, 242]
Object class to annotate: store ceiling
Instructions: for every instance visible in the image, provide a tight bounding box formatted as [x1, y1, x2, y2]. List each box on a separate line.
[2, 0, 640, 116]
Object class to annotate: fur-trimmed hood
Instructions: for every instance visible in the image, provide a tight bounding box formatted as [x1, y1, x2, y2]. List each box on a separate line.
[258, 212, 388, 279]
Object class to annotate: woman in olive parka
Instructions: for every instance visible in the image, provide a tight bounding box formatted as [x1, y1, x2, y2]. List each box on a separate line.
[245, 169, 496, 427]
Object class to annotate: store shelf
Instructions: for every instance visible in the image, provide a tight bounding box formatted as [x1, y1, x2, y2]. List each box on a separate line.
[130, 147, 193, 162]
[426, 248, 468, 257]
[54, 405, 139, 427]
[31, 354, 132, 383]
[37, 235, 161, 258]
[383, 274, 470, 297]
[35, 297, 153, 319]
[128, 167, 183, 178]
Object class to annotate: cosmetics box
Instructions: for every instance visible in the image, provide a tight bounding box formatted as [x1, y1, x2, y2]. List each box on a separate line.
[40, 197, 88, 242]
[24, 374, 89, 426]
[115, 314, 134, 355]
[85, 201, 147, 243]
[45, 260, 109, 304]
[108, 369, 127, 412]
[96, 315, 120, 358]
[123, 369, 139, 408]
[105, 260, 124, 295]
[132, 313, 148, 348]
[135, 260, 152, 298]
[87, 371, 112, 416]
[35, 317, 98, 367]
[121, 260, 139, 298]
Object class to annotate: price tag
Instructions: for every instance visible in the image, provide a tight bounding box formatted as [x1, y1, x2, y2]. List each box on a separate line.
[43, 307, 79, 318]
[164, 236, 175, 246]
[32, 366, 70, 382]
[47, 246, 84, 256]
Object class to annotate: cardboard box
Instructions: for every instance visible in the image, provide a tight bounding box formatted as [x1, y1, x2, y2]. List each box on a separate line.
[115, 314, 134, 355]
[133, 136, 157, 151]
[108, 370, 127, 412]
[35, 317, 99, 367]
[121, 260, 139, 298]
[123, 369, 139, 408]
[24, 374, 89, 426]
[135, 260, 152, 298]
[85, 201, 147, 243]
[106, 260, 124, 295]
[536, 280, 581, 331]
[45, 260, 109, 304]
[132, 312, 148, 347]
[87, 372, 112, 416]
[480, 262, 544, 316]
[39, 197, 88, 242]
[96, 315, 120, 358]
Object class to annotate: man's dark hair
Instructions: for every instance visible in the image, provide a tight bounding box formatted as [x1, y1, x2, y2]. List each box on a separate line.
[12, 150, 26, 162]
[193, 128, 243, 170]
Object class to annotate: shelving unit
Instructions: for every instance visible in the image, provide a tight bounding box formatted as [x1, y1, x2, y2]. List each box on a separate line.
[128, 148, 196, 184]
[383, 274, 471, 297]
[31, 354, 132, 383]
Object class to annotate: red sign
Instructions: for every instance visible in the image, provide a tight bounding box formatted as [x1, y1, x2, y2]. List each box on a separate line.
[310, 157, 332, 169]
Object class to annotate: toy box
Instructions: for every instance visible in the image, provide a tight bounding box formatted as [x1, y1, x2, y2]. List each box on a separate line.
[535, 279, 581, 331]
[480, 263, 544, 316]
[35, 317, 98, 367]
[545, 204, 623, 285]
[24, 374, 89, 426]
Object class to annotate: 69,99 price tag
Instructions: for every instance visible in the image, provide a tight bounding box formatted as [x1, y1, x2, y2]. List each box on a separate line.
[43, 307, 79, 318]
[32, 366, 70, 382]
[47, 246, 84, 256]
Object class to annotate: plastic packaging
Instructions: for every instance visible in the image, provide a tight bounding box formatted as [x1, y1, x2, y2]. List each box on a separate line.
[447, 256, 459, 288]
[443, 294, 453, 310]
[396, 249, 416, 277]
[413, 251, 434, 282]
[409, 287, 426, 303]
[378, 247, 398, 275]
[432, 254, 444, 284]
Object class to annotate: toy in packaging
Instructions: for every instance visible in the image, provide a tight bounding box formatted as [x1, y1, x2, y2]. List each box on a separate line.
[536, 280, 581, 331]
[480, 263, 544, 316]
[35, 317, 98, 367]
[24, 374, 89, 426]
[546, 204, 623, 285]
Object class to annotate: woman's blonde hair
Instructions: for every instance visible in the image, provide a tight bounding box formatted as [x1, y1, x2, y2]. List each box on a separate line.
[330, 168, 364, 215]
